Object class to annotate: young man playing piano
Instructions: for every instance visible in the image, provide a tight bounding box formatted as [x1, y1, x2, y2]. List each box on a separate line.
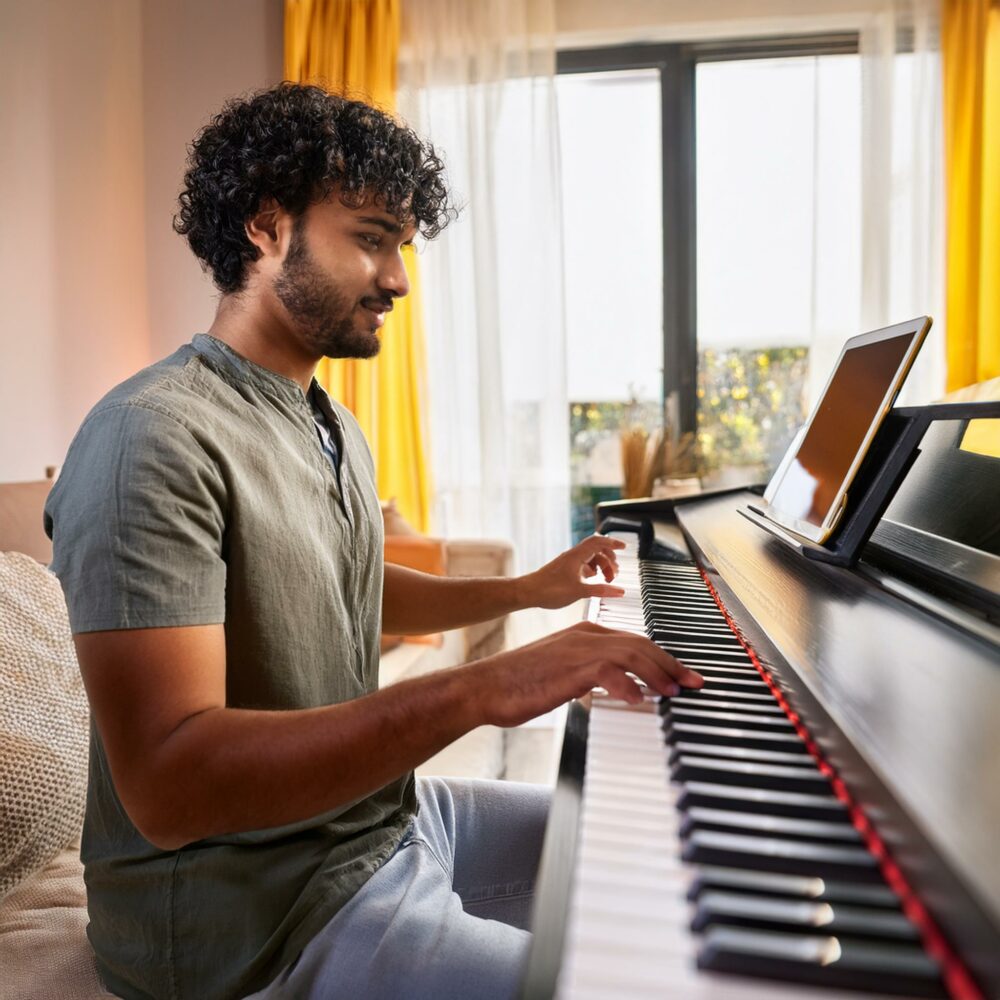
[44, 84, 702, 1000]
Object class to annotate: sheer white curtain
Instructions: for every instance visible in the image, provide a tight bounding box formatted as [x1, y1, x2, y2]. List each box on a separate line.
[397, 0, 569, 573]
[808, 0, 944, 405]
[861, 0, 945, 404]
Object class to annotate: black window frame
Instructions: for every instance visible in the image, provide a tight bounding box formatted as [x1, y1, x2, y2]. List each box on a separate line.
[556, 33, 860, 439]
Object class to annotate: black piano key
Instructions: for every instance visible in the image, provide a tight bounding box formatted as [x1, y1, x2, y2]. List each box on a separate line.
[640, 560, 700, 569]
[680, 806, 863, 843]
[677, 781, 849, 821]
[688, 867, 900, 908]
[651, 626, 742, 639]
[644, 607, 725, 620]
[664, 688, 778, 705]
[668, 666, 760, 679]
[644, 609, 733, 635]
[691, 889, 919, 940]
[669, 742, 816, 768]
[692, 676, 768, 694]
[654, 645, 751, 661]
[644, 592, 707, 599]
[664, 707, 795, 731]
[668, 696, 784, 715]
[644, 597, 705, 604]
[660, 662, 758, 676]
[647, 608, 719, 617]
[649, 620, 733, 632]
[663, 722, 808, 753]
[671, 755, 830, 791]
[641, 571, 706, 582]
[655, 631, 739, 641]
[682, 829, 883, 882]
[656, 646, 751, 662]
[697, 926, 946, 997]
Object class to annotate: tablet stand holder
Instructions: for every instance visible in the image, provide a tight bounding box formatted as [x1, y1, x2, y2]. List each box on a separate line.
[739, 401, 1000, 567]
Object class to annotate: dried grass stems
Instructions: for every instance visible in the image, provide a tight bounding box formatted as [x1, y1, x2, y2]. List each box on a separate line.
[620, 426, 699, 499]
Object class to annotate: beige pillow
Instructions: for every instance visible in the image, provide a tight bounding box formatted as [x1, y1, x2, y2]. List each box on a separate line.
[0, 552, 89, 901]
[0, 841, 113, 999]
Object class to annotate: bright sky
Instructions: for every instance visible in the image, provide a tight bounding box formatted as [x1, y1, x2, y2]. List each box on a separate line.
[557, 55, 863, 403]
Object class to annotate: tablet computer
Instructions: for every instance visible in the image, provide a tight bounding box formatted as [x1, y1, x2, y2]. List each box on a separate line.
[750, 316, 932, 545]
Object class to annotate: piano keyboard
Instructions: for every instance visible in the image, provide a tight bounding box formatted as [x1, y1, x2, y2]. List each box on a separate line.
[554, 534, 948, 1000]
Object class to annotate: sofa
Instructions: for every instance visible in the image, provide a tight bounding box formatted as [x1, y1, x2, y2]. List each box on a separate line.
[0, 479, 520, 1000]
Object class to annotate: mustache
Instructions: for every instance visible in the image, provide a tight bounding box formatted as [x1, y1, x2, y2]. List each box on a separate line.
[361, 295, 394, 313]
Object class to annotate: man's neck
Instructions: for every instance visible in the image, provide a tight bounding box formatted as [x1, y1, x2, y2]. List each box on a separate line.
[207, 294, 317, 393]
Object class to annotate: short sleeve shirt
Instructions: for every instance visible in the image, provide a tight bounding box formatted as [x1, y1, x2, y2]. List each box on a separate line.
[44, 335, 415, 1000]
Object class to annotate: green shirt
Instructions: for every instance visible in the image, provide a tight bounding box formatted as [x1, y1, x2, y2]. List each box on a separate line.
[44, 334, 415, 1000]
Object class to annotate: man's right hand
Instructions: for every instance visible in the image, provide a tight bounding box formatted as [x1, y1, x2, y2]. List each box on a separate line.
[467, 621, 704, 729]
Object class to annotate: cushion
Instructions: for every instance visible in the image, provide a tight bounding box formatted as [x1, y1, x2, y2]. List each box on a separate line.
[380, 497, 418, 536]
[0, 552, 89, 901]
[383, 535, 447, 576]
[0, 841, 112, 999]
[383, 537, 447, 647]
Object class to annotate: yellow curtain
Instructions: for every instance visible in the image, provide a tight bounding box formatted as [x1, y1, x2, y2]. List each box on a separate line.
[942, 0, 1000, 392]
[284, 0, 433, 532]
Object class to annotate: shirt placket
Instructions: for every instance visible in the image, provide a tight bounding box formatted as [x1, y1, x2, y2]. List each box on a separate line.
[295, 395, 368, 667]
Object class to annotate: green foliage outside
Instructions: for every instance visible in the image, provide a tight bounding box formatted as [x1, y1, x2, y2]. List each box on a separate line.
[696, 347, 809, 473]
[567, 348, 809, 539]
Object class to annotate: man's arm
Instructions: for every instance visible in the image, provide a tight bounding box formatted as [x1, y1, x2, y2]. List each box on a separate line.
[382, 534, 627, 634]
[75, 617, 701, 852]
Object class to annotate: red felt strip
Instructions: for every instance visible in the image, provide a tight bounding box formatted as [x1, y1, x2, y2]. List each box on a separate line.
[695, 566, 983, 1000]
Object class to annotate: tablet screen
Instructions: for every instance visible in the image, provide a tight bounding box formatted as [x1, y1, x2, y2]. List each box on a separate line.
[768, 332, 917, 528]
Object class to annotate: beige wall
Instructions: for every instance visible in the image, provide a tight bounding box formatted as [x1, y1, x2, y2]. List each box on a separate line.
[0, 0, 149, 483]
[0, 0, 282, 483]
[141, 0, 283, 361]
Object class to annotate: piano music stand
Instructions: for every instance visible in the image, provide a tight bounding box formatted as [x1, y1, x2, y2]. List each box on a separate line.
[739, 401, 1000, 567]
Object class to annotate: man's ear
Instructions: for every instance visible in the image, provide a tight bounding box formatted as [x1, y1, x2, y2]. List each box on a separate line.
[245, 198, 294, 262]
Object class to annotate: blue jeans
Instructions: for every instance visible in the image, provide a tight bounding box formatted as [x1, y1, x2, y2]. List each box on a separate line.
[247, 777, 551, 999]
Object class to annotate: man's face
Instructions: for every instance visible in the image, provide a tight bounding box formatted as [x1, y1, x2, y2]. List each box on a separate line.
[273, 195, 415, 360]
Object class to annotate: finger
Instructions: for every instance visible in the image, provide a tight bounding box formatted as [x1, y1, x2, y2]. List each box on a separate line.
[583, 583, 626, 600]
[584, 534, 626, 554]
[595, 666, 645, 705]
[624, 640, 704, 692]
[662, 656, 704, 689]
[589, 552, 618, 582]
[582, 563, 597, 578]
[585, 549, 618, 574]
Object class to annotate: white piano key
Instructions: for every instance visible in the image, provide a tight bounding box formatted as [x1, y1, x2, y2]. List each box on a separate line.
[554, 539, 901, 1000]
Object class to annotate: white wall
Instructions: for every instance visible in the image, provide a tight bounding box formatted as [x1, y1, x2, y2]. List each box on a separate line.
[0, 0, 283, 482]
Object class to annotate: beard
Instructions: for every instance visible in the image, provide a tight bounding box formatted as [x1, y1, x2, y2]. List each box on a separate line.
[273, 224, 382, 360]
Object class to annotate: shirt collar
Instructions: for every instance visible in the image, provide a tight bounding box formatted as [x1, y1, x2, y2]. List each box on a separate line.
[191, 333, 317, 404]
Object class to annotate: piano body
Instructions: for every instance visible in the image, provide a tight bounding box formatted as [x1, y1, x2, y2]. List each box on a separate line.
[521, 403, 1000, 1000]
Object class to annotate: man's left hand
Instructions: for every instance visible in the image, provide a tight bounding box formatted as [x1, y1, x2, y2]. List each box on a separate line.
[520, 534, 627, 610]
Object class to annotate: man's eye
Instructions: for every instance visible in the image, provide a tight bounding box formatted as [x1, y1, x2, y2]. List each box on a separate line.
[361, 234, 382, 249]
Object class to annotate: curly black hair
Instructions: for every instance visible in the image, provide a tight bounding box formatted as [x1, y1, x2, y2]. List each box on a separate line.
[174, 83, 455, 294]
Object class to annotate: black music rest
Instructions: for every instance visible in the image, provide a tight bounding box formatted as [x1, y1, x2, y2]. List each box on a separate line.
[741, 400, 1000, 569]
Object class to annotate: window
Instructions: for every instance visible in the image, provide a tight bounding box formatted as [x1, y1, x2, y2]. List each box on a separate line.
[556, 69, 663, 539]
[557, 36, 862, 536]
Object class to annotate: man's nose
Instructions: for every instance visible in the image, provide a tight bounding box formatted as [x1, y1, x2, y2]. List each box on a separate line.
[378, 249, 410, 299]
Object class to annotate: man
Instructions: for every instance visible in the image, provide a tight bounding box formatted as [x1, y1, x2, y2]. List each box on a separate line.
[44, 84, 701, 1000]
